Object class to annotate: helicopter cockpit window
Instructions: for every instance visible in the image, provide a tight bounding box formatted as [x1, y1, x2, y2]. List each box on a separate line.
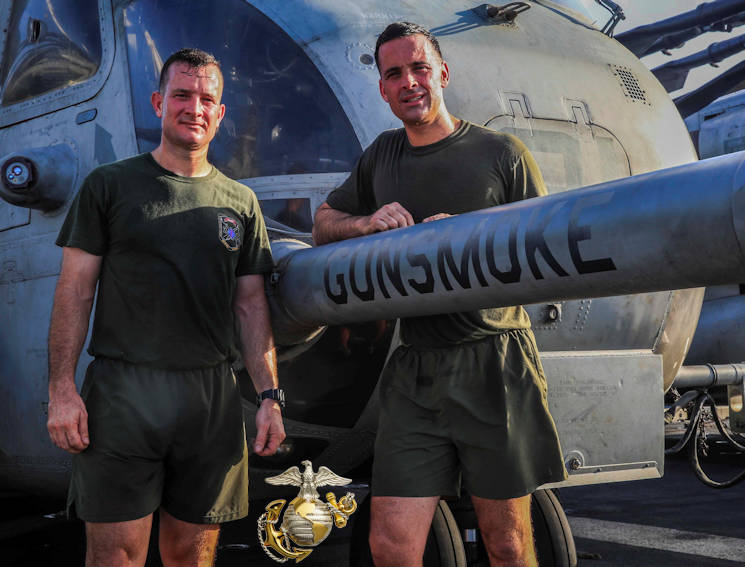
[485, 117, 630, 193]
[122, 0, 362, 181]
[0, 0, 102, 107]
[259, 198, 313, 234]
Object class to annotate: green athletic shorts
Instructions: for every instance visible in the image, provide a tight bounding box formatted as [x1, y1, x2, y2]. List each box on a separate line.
[372, 329, 567, 499]
[67, 358, 248, 523]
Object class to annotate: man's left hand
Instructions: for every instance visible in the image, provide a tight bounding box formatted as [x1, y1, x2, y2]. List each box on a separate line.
[254, 399, 286, 456]
[422, 212, 454, 223]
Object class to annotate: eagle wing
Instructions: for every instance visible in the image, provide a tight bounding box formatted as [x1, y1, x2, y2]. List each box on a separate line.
[314, 466, 352, 487]
[264, 466, 302, 486]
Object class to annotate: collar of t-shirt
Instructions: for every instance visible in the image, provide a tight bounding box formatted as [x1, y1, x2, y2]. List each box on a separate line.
[404, 119, 471, 156]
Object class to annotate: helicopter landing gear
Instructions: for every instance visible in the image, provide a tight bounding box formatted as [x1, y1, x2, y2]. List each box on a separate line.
[424, 501, 467, 567]
[532, 489, 577, 567]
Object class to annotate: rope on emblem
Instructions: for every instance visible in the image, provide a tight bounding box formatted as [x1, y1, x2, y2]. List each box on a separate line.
[257, 512, 290, 563]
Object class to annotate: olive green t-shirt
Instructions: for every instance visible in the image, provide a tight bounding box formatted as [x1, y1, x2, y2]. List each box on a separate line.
[325, 121, 547, 347]
[56, 153, 273, 369]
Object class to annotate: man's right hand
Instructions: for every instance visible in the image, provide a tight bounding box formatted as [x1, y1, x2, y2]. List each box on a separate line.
[313, 201, 415, 245]
[47, 384, 90, 454]
[360, 202, 414, 235]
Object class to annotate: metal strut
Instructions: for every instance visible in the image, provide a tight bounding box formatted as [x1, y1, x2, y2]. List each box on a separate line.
[595, 0, 626, 36]
[673, 363, 745, 389]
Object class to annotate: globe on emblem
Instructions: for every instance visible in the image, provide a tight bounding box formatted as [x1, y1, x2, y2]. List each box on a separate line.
[281, 496, 334, 547]
[260, 460, 358, 562]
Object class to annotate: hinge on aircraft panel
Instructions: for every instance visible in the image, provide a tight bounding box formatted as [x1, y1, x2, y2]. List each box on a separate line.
[565, 98, 593, 139]
[502, 91, 532, 118]
[499, 91, 533, 135]
[565, 99, 590, 125]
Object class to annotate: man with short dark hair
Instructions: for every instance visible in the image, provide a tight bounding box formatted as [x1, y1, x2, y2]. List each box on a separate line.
[47, 48, 285, 566]
[313, 23, 566, 567]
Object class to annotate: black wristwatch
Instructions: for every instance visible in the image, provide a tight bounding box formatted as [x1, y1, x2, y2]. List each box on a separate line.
[256, 388, 285, 410]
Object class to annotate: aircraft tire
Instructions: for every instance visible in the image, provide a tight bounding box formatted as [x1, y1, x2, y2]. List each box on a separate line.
[425, 501, 467, 567]
[532, 489, 577, 567]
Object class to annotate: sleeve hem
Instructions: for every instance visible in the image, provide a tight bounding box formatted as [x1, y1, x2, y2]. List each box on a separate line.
[55, 239, 106, 256]
[324, 193, 357, 215]
[236, 262, 275, 277]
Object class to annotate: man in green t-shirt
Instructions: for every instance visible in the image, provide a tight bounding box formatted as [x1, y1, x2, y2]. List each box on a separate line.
[314, 23, 566, 567]
[46, 48, 285, 565]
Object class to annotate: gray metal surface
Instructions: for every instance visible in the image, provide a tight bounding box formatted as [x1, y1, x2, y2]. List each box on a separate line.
[688, 89, 745, 159]
[673, 363, 745, 388]
[0, 144, 79, 211]
[686, 293, 745, 364]
[269, 151, 745, 330]
[541, 350, 664, 487]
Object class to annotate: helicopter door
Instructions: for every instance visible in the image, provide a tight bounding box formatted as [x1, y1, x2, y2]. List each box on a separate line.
[484, 114, 631, 193]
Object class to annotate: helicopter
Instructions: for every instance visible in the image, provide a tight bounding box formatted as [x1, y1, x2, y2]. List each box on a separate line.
[3, 1, 745, 566]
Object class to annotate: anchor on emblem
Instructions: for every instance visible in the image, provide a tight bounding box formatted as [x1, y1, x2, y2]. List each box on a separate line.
[258, 460, 358, 563]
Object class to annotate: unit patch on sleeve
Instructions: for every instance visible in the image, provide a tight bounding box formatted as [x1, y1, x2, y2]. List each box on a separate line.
[218, 214, 241, 251]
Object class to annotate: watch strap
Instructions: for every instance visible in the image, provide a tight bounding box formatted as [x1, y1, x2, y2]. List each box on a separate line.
[256, 388, 285, 410]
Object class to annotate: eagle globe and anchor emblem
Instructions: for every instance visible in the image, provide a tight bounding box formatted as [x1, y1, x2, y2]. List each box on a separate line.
[258, 460, 358, 563]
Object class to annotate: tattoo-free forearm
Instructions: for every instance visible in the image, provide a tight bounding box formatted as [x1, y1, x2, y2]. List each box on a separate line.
[48, 274, 95, 391]
[234, 289, 278, 393]
[313, 201, 415, 244]
[234, 275, 285, 456]
[312, 204, 369, 245]
[47, 248, 100, 453]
